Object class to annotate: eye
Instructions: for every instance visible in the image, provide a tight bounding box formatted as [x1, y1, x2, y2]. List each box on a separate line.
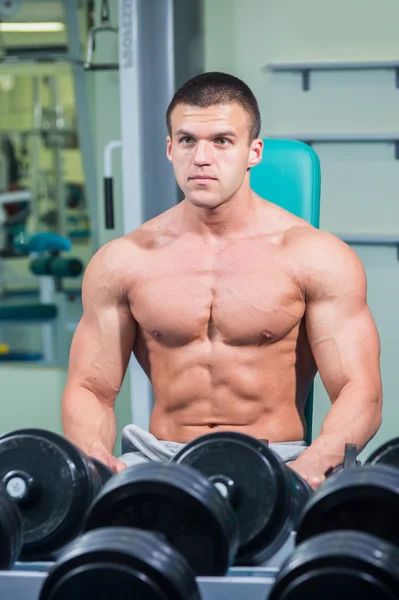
[215, 138, 230, 146]
[180, 136, 194, 144]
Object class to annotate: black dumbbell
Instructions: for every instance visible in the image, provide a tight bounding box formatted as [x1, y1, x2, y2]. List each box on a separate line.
[39, 527, 201, 600]
[295, 461, 399, 549]
[171, 431, 314, 565]
[0, 428, 113, 561]
[83, 460, 238, 576]
[269, 530, 399, 599]
[268, 457, 399, 597]
[0, 488, 23, 569]
[265, 439, 399, 599]
[82, 431, 312, 576]
[365, 437, 399, 467]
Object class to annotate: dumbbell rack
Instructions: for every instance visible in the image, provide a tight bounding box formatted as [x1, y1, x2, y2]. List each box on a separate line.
[0, 533, 295, 599]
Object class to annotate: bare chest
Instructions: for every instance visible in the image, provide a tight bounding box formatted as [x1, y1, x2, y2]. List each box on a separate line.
[130, 245, 305, 346]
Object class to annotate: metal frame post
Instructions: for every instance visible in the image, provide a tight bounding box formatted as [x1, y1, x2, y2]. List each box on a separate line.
[118, 0, 150, 429]
[38, 275, 55, 364]
[30, 77, 41, 231]
[118, 0, 177, 429]
[63, 0, 100, 252]
[47, 75, 66, 239]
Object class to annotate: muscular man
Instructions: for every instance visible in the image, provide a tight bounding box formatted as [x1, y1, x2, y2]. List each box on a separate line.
[62, 72, 382, 489]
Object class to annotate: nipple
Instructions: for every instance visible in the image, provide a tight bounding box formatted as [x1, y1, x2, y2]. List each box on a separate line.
[151, 329, 162, 339]
[259, 330, 274, 346]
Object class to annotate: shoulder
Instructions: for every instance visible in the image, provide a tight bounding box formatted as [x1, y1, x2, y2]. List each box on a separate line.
[82, 205, 180, 291]
[284, 227, 367, 300]
[85, 236, 137, 274]
[82, 237, 138, 302]
[87, 203, 180, 267]
[257, 199, 364, 288]
[285, 226, 355, 260]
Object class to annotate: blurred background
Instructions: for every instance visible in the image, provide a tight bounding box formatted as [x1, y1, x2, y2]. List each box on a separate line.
[0, 0, 397, 458]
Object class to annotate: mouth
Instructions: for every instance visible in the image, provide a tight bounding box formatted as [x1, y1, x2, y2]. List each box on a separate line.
[189, 176, 217, 182]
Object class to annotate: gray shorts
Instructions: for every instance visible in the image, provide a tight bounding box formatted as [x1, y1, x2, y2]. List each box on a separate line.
[119, 424, 307, 467]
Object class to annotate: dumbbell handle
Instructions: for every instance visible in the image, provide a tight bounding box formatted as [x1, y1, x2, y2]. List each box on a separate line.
[209, 474, 237, 505]
[324, 443, 360, 477]
[103, 140, 122, 230]
[3, 470, 37, 505]
[104, 178, 114, 229]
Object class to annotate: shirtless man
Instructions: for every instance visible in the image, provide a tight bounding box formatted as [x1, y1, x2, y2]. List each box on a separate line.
[62, 72, 382, 489]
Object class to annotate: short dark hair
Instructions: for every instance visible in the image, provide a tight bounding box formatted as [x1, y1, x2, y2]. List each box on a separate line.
[166, 72, 261, 141]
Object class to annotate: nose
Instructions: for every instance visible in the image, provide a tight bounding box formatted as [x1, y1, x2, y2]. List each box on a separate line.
[193, 140, 212, 166]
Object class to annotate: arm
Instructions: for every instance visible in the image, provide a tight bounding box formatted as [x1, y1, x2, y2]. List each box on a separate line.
[290, 233, 382, 486]
[62, 240, 136, 471]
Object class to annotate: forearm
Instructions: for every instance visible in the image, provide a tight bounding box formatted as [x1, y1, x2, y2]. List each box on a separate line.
[296, 382, 382, 474]
[61, 382, 117, 455]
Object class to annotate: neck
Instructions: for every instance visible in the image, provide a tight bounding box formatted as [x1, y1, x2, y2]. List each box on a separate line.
[180, 186, 262, 240]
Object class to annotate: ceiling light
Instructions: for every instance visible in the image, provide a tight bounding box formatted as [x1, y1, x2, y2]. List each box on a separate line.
[0, 22, 65, 33]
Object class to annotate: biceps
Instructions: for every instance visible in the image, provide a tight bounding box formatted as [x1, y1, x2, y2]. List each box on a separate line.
[68, 304, 136, 403]
[306, 300, 381, 400]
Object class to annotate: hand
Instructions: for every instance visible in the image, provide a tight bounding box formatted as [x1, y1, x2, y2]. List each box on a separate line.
[88, 440, 127, 473]
[288, 459, 326, 490]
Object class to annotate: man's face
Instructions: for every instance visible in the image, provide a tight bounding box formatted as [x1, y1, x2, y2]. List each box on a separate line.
[166, 103, 263, 209]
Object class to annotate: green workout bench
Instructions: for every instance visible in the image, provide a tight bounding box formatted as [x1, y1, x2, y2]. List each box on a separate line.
[250, 139, 321, 446]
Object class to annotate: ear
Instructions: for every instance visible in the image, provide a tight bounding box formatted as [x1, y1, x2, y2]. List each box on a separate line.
[248, 138, 263, 169]
[166, 136, 173, 162]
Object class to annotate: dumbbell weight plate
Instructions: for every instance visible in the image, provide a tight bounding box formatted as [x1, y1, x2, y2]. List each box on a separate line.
[296, 464, 399, 547]
[36, 428, 113, 496]
[366, 437, 399, 468]
[39, 527, 201, 600]
[0, 428, 107, 561]
[83, 462, 239, 576]
[172, 431, 312, 564]
[88, 458, 113, 487]
[269, 530, 399, 600]
[0, 490, 23, 568]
